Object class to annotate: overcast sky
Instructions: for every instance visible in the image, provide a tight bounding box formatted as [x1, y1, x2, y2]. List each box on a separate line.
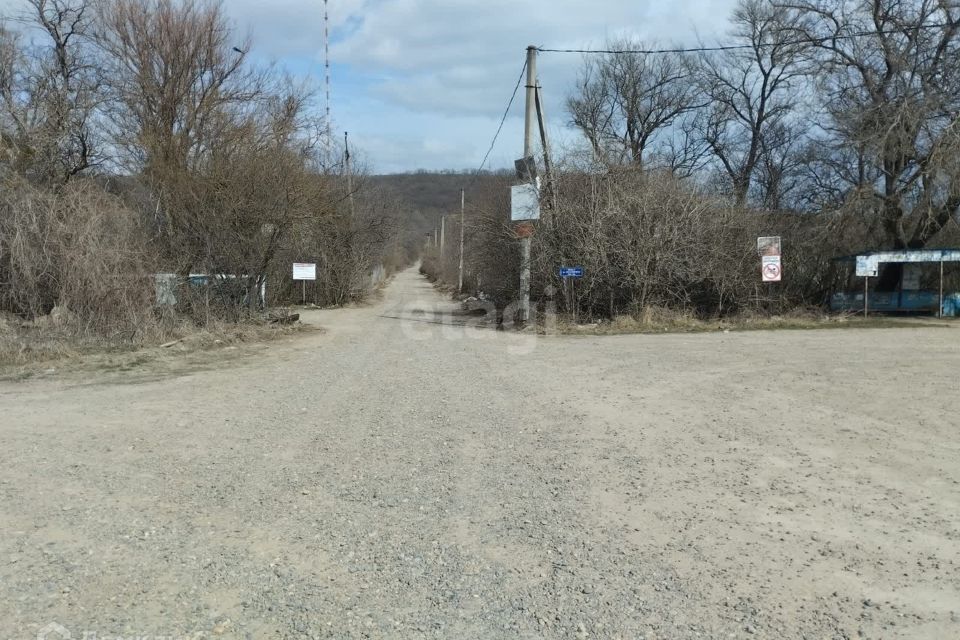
[1, 0, 739, 173]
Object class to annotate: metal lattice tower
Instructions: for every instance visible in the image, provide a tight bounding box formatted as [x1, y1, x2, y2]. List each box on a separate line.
[324, 0, 331, 140]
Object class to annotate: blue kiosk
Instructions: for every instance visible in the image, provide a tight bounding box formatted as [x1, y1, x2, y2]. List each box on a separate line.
[831, 249, 960, 317]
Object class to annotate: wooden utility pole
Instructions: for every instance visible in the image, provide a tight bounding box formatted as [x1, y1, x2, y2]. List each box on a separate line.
[519, 45, 537, 324]
[458, 188, 465, 294]
[939, 260, 945, 318]
[864, 276, 869, 318]
[344, 131, 355, 217]
[534, 83, 557, 217]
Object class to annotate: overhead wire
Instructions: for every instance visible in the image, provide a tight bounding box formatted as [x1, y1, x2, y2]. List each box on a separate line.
[464, 21, 956, 190]
[472, 59, 528, 178]
[466, 21, 957, 185]
[536, 21, 955, 55]
[444, 17, 958, 268]
[438, 59, 527, 240]
[460, 19, 956, 190]
[456, 18, 956, 228]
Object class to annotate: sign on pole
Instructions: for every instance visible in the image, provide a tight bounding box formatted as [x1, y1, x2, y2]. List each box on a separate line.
[855, 255, 879, 277]
[510, 183, 540, 221]
[761, 256, 782, 282]
[292, 263, 317, 281]
[757, 236, 781, 257]
[758, 236, 782, 282]
[559, 266, 583, 324]
[514, 156, 538, 182]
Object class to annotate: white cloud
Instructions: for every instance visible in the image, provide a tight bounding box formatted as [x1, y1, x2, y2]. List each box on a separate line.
[223, 0, 366, 61]
[1, 0, 740, 171]
[320, 0, 739, 170]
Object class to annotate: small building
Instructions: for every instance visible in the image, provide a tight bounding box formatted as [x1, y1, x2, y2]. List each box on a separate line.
[831, 249, 960, 316]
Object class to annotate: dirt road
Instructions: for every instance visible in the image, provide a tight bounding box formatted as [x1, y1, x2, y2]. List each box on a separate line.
[1, 267, 958, 639]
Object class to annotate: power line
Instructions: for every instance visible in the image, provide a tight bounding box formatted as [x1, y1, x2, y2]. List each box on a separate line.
[537, 21, 955, 55]
[473, 59, 528, 177]
[447, 59, 527, 278]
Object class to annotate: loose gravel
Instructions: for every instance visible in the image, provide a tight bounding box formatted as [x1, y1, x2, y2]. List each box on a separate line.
[1, 268, 958, 639]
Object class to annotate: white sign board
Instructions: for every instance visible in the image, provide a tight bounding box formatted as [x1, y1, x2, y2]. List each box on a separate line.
[761, 255, 782, 282]
[757, 236, 782, 257]
[292, 263, 317, 281]
[855, 256, 879, 277]
[510, 183, 540, 221]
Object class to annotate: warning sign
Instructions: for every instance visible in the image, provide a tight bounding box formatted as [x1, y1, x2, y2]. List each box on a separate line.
[762, 255, 782, 282]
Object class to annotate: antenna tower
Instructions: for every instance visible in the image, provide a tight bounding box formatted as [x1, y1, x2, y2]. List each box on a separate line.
[324, 0, 332, 140]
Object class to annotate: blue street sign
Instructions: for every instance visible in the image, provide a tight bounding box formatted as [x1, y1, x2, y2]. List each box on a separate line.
[559, 266, 584, 278]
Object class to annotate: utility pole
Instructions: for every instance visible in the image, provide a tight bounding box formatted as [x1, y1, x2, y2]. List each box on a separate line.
[344, 131, 355, 217]
[535, 83, 557, 217]
[939, 259, 945, 318]
[440, 215, 446, 259]
[458, 188, 465, 294]
[519, 45, 537, 324]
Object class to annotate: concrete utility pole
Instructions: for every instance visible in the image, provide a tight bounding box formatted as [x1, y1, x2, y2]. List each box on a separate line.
[440, 215, 446, 259]
[519, 45, 537, 324]
[458, 188, 465, 294]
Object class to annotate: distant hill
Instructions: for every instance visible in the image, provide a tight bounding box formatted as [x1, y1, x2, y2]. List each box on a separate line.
[372, 171, 510, 213]
[369, 170, 511, 244]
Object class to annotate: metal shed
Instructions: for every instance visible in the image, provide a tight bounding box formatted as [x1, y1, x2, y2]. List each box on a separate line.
[832, 249, 960, 317]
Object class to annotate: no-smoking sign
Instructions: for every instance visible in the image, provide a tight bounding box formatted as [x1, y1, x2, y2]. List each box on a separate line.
[762, 255, 782, 282]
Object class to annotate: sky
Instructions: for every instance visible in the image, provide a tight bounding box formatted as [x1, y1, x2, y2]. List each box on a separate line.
[0, 0, 739, 174]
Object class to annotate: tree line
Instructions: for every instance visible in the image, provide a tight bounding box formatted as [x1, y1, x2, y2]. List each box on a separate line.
[0, 0, 400, 347]
[424, 0, 960, 319]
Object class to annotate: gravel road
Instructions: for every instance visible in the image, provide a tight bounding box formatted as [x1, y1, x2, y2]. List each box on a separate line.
[1, 267, 958, 639]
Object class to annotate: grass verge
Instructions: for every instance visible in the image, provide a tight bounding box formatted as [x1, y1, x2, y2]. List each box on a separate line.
[0, 319, 315, 382]
[557, 309, 954, 335]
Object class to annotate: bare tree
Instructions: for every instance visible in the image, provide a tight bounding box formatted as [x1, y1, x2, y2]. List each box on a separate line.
[94, 0, 263, 275]
[0, 23, 21, 172]
[0, 0, 396, 353]
[567, 40, 700, 171]
[0, 0, 101, 184]
[694, 0, 808, 206]
[779, 0, 960, 286]
[95, 0, 259, 173]
[754, 119, 807, 209]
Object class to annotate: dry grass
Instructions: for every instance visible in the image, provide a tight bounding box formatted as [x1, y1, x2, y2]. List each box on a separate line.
[0, 316, 316, 381]
[558, 307, 945, 335]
